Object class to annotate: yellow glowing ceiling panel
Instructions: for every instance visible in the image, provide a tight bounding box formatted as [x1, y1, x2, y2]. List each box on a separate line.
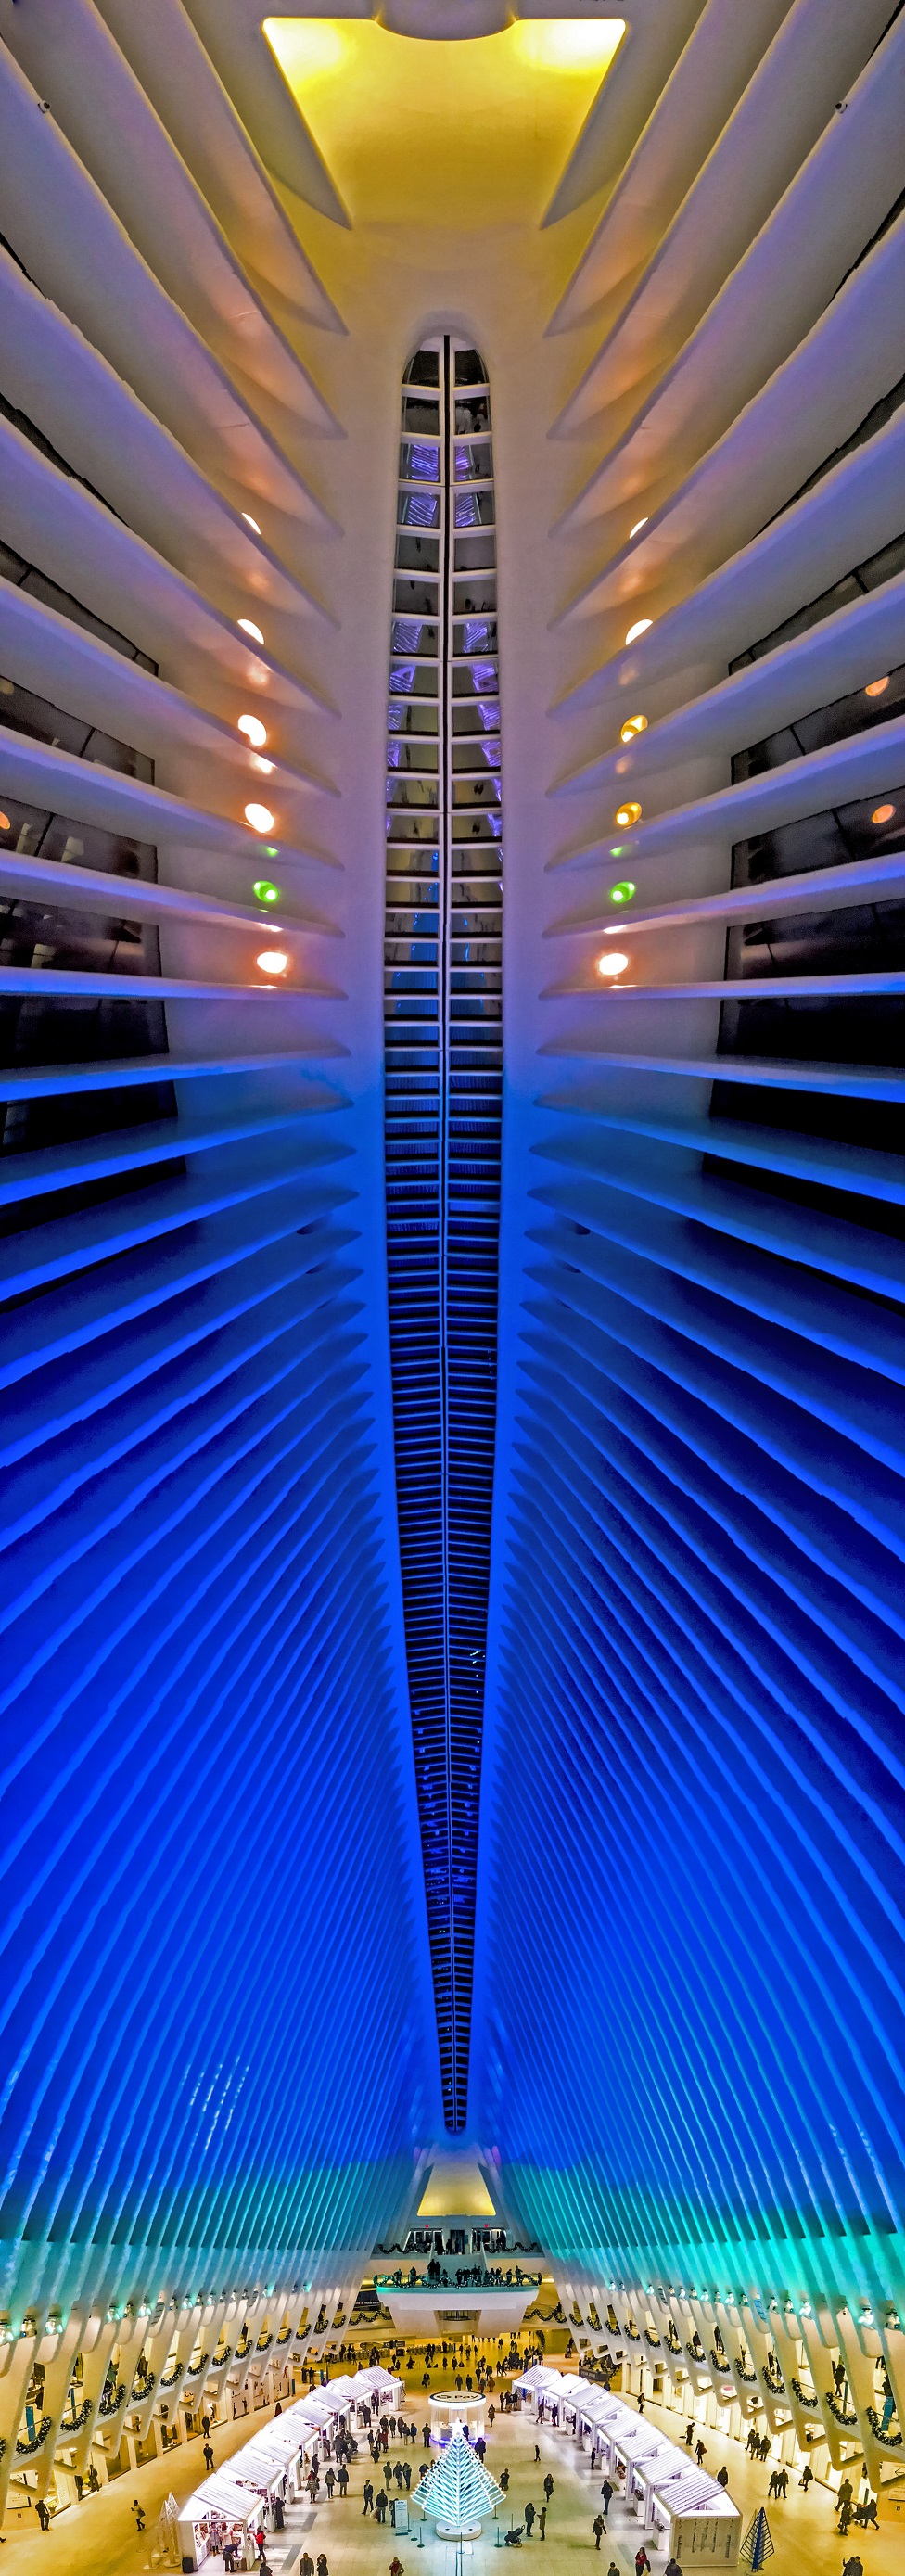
[418, 2154, 497, 2216]
[263, 18, 625, 224]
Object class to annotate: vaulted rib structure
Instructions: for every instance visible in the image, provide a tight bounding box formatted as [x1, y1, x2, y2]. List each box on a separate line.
[384, 340, 503, 2132]
[1, 0, 905, 2520]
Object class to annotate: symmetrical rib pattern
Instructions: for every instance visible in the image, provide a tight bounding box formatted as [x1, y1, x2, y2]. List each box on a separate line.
[473, 0, 905, 2472]
[0, 0, 432, 2491]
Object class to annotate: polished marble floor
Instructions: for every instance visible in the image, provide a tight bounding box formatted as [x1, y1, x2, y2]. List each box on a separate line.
[3, 2353, 903, 2576]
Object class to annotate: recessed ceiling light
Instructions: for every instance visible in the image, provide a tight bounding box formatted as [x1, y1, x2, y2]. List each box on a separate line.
[625, 618, 652, 645]
[238, 618, 265, 644]
[238, 714, 268, 747]
[257, 950, 289, 975]
[245, 802, 275, 833]
[872, 803, 895, 824]
[865, 676, 889, 696]
[615, 801, 642, 828]
[242, 513, 261, 535]
[597, 950, 629, 978]
[619, 714, 647, 743]
[629, 518, 648, 539]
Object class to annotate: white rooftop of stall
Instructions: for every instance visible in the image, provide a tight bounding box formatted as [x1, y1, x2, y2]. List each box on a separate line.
[180, 2469, 261, 2525]
[351, 2367, 404, 2404]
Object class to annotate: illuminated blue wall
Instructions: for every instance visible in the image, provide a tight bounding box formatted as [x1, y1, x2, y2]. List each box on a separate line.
[0, 1124, 437, 2327]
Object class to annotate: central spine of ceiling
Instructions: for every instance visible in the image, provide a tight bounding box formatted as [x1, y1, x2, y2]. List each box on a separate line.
[384, 338, 503, 2133]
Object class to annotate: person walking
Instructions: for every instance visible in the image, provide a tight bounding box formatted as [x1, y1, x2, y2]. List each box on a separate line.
[695, 2439, 706, 2468]
[716, 2466, 729, 2490]
[798, 2462, 813, 2490]
[593, 2515, 605, 2550]
[634, 2550, 650, 2576]
[601, 2480, 614, 2521]
[525, 2503, 536, 2537]
[403, 2462, 412, 2491]
[74, 2474, 83, 2503]
[385, 2461, 394, 2491]
[500, 2468, 510, 2495]
[338, 2464, 349, 2498]
[775, 2468, 788, 2500]
[316, 2555, 328, 2576]
[363, 2480, 375, 2515]
[35, 2500, 51, 2532]
[538, 2507, 547, 2541]
[376, 2491, 389, 2524]
[325, 2467, 336, 2500]
[203, 2442, 215, 2473]
[768, 2470, 781, 2501]
[389, 2559, 404, 2576]
[542, 2475, 554, 2506]
[534, 2445, 541, 2464]
[133, 2500, 146, 2532]
[838, 2500, 853, 2537]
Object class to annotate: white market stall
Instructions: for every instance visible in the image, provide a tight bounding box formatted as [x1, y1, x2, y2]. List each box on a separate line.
[429, 2390, 485, 2446]
[177, 2468, 261, 2571]
[351, 2366, 404, 2414]
[514, 2371, 741, 2565]
[646, 2466, 741, 2564]
[231, 2432, 300, 2506]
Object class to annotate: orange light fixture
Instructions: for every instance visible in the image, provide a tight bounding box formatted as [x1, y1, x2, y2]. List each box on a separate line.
[872, 803, 895, 825]
[619, 713, 648, 743]
[625, 618, 652, 645]
[245, 802, 275, 833]
[256, 949, 289, 976]
[865, 677, 889, 697]
[238, 714, 268, 747]
[615, 800, 642, 828]
[0, 812, 9, 831]
[597, 950, 629, 978]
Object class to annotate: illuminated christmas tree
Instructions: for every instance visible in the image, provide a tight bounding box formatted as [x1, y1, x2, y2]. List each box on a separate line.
[417, 2429, 505, 2533]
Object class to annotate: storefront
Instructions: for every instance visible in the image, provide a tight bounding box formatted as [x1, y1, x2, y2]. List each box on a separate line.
[177, 2469, 261, 2571]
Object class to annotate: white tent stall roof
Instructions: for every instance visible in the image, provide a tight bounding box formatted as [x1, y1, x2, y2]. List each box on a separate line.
[227, 2443, 287, 2496]
[351, 2367, 404, 2404]
[183, 2471, 258, 2517]
[250, 2417, 307, 2457]
[649, 2468, 739, 2517]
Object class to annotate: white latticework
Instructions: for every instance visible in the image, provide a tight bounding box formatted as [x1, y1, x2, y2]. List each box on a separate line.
[418, 2429, 504, 2530]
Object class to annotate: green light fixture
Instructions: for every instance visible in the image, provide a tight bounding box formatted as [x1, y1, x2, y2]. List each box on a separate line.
[254, 879, 281, 906]
[608, 879, 636, 906]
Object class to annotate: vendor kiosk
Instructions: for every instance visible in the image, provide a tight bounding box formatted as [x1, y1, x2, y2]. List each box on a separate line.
[429, 2391, 485, 2446]
[177, 2468, 261, 2570]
